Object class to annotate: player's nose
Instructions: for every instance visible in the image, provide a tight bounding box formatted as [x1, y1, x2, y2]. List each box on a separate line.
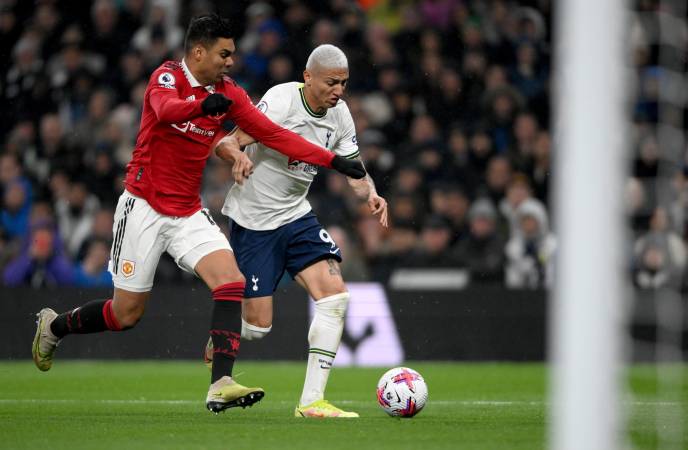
[225, 57, 233, 67]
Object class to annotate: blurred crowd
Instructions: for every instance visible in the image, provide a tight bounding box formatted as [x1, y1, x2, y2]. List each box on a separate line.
[0, 0, 682, 291]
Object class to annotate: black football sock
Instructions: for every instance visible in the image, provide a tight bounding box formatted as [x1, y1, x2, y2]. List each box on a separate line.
[50, 299, 122, 339]
[209, 282, 245, 383]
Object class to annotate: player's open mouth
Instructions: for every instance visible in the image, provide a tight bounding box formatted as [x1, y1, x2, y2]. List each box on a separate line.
[329, 98, 338, 105]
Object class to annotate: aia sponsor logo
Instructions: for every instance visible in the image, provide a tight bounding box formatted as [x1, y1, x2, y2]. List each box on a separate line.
[287, 158, 317, 174]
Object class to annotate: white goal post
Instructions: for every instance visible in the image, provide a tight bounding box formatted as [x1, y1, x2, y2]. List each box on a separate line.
[550, 0, 628, 449]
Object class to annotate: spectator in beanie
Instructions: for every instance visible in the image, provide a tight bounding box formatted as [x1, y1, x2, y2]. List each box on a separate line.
[453, 198, 506, 283]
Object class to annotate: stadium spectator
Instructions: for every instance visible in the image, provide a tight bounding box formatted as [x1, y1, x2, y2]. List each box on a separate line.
[73, 238, 112, 287]
[54, 182, 100, 258]
[2, 217, 73, 288]
[453, 198, 505, 283]
[634, 207, 686, 289]
[505, 199, 557, 289]
[499, 173, 545, 238]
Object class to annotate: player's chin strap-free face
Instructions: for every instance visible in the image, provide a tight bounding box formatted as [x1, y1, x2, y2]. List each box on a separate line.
[190, 37, 236, 86]
[303, 66, 350, 111]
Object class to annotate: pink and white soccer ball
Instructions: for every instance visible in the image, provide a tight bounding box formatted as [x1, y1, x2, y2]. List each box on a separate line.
[376, 367, 428, 417]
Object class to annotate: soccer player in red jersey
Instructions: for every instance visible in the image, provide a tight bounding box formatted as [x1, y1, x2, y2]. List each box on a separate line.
[31, 14, 365, 414]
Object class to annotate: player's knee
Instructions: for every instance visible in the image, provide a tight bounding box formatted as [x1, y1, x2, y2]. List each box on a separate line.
[241, 318, 271, 340]
[116, 311, 143, 330]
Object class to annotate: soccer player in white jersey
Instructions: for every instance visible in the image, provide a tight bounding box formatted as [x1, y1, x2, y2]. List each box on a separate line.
[206, 44, 388, 418]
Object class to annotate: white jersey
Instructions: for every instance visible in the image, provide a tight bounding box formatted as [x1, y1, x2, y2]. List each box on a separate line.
[222, 81, 359, 230]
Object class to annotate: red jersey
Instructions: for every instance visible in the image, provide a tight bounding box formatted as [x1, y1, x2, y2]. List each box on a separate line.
[126, 60, 335, 217]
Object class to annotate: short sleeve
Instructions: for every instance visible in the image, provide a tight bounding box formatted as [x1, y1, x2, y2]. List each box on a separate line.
[332, 104, 359, 159]
[253, 85, 291, 127]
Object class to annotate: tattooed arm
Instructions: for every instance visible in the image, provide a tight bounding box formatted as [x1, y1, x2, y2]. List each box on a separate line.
[346, 156, 388, 227]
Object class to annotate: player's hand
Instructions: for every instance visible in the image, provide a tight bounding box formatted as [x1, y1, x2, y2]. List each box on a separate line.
[232, 152, 254, 185]
[201, 93, 233, 117]
[331, 155, 366, 179]
[368, 193, 388, 227]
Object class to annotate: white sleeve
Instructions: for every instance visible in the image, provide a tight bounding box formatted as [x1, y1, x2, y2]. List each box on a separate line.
[332, 105, 359, 159]
[254, 85, 291, 127]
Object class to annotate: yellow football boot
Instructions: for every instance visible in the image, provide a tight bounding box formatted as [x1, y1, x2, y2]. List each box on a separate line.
[206, 375, 264, 414]
[295, 399, 359, 418]
[32, 308, 61, 371]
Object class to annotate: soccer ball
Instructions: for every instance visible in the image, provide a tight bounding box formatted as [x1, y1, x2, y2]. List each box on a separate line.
[376, 367, 428, 417]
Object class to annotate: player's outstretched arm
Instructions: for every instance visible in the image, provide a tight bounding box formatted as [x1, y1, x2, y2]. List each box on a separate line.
[347, 156, 388, 227]
[230, 107, 365, 178]
[150, 91, 234, 124]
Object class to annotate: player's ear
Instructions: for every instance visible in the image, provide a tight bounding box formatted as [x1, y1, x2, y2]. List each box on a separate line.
[303, 70, 312, 86]
[194, 44, 205, 61]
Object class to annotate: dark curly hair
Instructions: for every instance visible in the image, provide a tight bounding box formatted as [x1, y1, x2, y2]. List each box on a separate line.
[184, 13, 235, 54]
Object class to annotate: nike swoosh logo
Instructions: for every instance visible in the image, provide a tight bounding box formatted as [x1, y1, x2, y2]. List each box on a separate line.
[329, 248, 340, 254]
[313, 412, 324, 417]
[320, 365, 331, 370]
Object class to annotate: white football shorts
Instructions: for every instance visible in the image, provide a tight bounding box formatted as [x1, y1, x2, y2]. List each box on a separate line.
[108, 190, 232, 292]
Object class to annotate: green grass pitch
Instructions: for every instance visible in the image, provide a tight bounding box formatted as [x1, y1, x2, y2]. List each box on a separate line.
[0, 361, 685, 449]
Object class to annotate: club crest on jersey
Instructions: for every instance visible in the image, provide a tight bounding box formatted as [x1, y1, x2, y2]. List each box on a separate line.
[158, 72, 175, 87]
[122, 260, 136, 277]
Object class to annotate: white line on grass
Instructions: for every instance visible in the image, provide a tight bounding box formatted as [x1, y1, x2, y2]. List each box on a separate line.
[0, 399, 683, 406]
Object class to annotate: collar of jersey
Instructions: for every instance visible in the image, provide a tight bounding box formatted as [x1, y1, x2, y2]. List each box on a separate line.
[181, 59, 215, 92]
[298, 83, 327, 118]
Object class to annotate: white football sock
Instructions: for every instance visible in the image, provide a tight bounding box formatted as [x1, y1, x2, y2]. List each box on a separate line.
[299, 292, 350, 407]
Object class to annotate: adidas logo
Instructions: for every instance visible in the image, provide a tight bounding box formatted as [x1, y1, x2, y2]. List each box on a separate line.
[186, 95, 196, 101]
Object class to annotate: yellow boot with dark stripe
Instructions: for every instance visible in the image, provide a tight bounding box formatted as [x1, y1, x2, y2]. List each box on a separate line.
[206, 375, 264, 414]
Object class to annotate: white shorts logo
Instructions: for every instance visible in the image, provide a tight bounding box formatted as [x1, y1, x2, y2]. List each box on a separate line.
[252, 275, 259, 291]
[158, 72, 175, 86]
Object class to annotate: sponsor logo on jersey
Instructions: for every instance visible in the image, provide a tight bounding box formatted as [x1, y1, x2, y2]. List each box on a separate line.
[122, 260, 136, 277]
[287, 158, 318, 174]
[352, 135, 357, 144]
[158, 72, 175, 87]
[170, 121, 215, 137]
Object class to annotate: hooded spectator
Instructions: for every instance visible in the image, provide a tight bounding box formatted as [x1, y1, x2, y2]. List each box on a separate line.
[505, 198, 556, 288]
[634, 207, 686, 289]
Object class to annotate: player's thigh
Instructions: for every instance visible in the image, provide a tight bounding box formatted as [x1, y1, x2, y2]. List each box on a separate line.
[169, 208, 242, 291]
[112, 287, 150, 328]
[194, 248, 245, 291]
[242, 296, 274, 328]
[295, 257, 347, 300]
[228, 216, 290, 300]
[109, 192, 168, 293]
[284, 213, 346, 300]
